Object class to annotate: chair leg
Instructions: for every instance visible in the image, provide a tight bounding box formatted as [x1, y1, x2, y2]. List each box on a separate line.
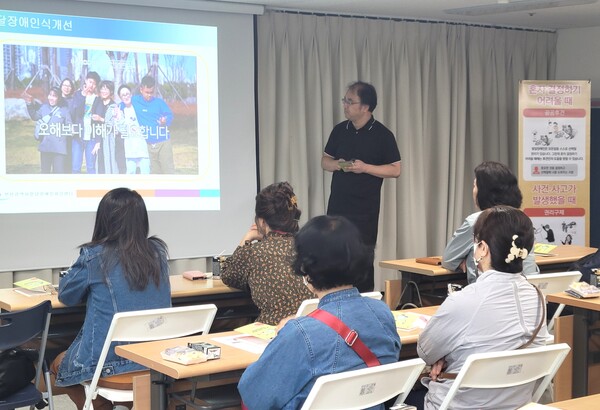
[548, 303, 565, 332]
[44, 364, 55, 410]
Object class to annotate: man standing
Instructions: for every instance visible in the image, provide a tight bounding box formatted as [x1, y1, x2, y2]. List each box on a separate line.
[132, 75, 174, 174]
[71, 71, 101, 173]
[321, 81, 401, 292]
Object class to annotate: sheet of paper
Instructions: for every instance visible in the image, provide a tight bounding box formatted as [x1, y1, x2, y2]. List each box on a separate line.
[393, 311, 431, 331]
[533, 243, 557, 255]
[234, 322, 277, 340]
[211, 334, 269, 355]
[14, 277, 51, 291]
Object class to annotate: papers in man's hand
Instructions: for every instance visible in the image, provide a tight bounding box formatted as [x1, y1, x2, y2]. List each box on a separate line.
[234, 322, 277, 340]
[393, 311, 431, 331]
[533, 243, 557, 256]
[566, 282, 600, 299]
[161, 346, 207, 365]
[13, 277, 53, 296]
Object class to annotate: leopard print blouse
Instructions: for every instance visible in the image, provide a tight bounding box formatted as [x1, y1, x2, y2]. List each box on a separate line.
[220, 232, 315, 325]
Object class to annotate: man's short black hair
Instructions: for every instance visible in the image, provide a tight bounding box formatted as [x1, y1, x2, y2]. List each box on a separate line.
[348, 81, 377, 112]
[86, 71, 100, 85]
[141, 75, 156, 88]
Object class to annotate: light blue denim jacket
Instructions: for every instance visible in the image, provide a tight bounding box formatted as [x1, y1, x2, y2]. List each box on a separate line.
[55, 242, 171, 386]
[238, 288, 401, 409]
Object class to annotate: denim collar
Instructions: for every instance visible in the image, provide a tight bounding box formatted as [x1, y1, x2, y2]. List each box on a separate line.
[318, 287, 360, 306]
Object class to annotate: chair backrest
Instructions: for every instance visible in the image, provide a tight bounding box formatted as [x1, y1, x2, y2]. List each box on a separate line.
[295, 292, 383, 318]
[526, 271, 582, 331]
[526, 271, 582, 296]
[300, 358, 425, 410]
[83, 304, 217, 410]
[438, 343, 571, 410]
[0, 300, 52, 389]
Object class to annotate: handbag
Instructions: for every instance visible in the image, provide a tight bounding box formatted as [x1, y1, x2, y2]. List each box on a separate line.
[0, 348, 36, 399]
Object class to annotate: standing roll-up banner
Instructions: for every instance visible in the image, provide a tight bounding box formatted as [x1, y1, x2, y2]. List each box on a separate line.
[519, 80, 591, 247]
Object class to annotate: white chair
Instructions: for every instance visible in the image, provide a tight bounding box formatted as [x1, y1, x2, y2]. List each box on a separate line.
[82, 304, 218, 410]
[295, 292, 383, 317]
[526, 271, 582, 331]
[300, 358, 425, 410]
[437, 343, 571, 410]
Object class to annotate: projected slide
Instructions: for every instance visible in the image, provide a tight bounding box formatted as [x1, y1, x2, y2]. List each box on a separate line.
[0, 9, 220, 213]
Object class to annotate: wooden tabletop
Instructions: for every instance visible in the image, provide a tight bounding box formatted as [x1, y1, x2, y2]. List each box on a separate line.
[116, 305, 438, 380]
[546, 393, 600, 409]
[394, 305, 438, 344]
[379, 245, 597, 277]
[0, 276, 240, 312]
[116, 331, 259, 380]
[547, 291, 600, 312]
[534, 245, 596, 267]
[378, 257, 452, 276]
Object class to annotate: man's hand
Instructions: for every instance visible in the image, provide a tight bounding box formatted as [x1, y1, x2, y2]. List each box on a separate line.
[343, 159, 367, 174]
[91, 142, 101, 155]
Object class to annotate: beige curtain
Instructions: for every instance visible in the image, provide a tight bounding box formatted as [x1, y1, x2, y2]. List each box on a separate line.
[257, 11, 557, 290]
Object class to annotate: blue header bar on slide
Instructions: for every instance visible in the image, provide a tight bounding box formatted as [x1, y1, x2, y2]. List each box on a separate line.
[0, 9, 216, 46]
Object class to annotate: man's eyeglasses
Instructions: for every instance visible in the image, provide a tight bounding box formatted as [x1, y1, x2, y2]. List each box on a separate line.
[341, 98, 362, 106]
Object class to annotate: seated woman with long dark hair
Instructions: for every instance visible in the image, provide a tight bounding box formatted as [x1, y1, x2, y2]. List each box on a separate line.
[238, 215, 401, 409]
[51, 188, 171, 410]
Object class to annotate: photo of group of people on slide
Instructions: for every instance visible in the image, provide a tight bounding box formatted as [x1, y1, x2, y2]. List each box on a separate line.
[4, 45, 199, 174]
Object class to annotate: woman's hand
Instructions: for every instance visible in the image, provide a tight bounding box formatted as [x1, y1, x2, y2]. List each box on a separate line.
[239, 224, 263, 246]
[429, 358, 447, 381]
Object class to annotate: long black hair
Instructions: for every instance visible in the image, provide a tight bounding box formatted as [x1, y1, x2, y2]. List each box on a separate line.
[81, 188, 168, 290]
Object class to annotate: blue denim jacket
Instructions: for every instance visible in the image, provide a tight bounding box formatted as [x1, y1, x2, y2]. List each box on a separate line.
[55, 243, 171, 386]
[238, 288, 401, 409]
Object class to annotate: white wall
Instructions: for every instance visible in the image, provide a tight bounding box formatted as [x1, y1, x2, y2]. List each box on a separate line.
[556, 26, 600, 99]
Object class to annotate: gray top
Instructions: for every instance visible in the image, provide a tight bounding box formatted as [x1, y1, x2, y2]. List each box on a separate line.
[417, 270, 549, 410]
[442, 211, 539, 284]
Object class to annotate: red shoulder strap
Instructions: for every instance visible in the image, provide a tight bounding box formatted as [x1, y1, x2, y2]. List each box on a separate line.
[309, 309, 380, 367]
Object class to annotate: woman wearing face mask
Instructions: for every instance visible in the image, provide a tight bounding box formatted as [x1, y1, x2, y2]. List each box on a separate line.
[442, 161, 539, 283]
[220, 182, 314, 325]
[416, 206, 549, 410]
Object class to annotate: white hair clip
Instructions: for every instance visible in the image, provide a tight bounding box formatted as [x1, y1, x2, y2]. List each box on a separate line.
[505, 234, 529, 263]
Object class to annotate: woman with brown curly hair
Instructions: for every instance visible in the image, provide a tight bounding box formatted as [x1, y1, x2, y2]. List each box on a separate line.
[221, 182, 314, 325]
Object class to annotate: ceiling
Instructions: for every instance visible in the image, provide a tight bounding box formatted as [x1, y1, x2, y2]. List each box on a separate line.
[210, 0, 600, 30]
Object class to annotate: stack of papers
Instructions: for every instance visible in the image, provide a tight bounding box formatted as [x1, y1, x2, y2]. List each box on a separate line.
[393, 311, 431, 331]
[13, 277, 54, 297]
[566, 282, 600, 299]
[234, 322, 277, 340]
[533, 243, 557, 256]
